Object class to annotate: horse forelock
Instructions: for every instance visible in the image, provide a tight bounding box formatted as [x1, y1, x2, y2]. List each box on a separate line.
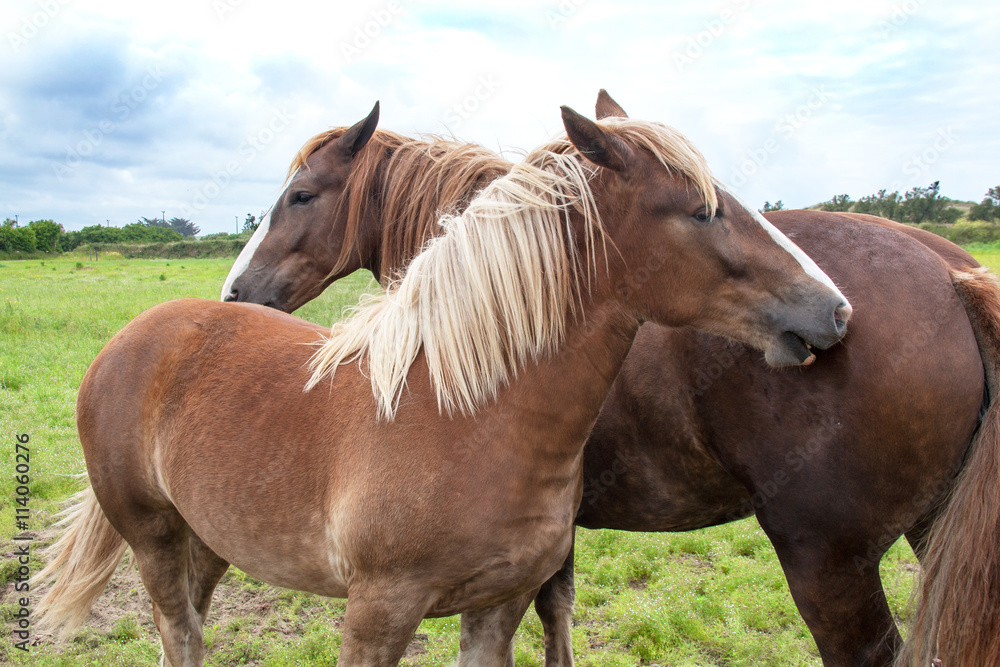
[304, 146, 605, 421]
[285, 127, 349, 182]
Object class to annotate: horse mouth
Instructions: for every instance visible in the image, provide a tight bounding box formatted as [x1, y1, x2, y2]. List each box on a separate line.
[770, 331, 816, 367]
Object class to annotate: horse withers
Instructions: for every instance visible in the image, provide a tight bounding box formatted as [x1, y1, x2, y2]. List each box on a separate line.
[34, 107, 848, 666]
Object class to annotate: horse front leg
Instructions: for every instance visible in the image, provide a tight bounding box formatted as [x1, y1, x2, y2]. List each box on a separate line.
[534, 533, 576, 667]
[458, 590, 537, 667]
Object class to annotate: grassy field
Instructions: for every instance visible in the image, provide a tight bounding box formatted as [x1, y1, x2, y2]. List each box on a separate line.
[2, 248, 996, 665]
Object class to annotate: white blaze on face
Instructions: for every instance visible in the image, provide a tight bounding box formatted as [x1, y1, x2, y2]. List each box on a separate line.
[220, 211, 272, 301]
[717, 182, 852, 319]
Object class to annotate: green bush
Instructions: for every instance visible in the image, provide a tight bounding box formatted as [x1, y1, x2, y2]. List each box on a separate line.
[199, 232, 246, 241]
[72, 239, 247, 259]
[59, 225, 186, 251]
[936, 207, 963, 225]
[28, 219, 62, 251]
[77, 224, 124, 244]
[969, 199, 998, 222]
[819, 194, 854, 212]
[0, 225, 37, 253]
[60, 230, 83, 251]
[915, 220, 1000, 245]
[119, 223, 183, 244]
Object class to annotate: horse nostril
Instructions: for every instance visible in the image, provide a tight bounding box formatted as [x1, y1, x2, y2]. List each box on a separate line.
[223, 290, 238, 302]
[834, 302, 851, 334]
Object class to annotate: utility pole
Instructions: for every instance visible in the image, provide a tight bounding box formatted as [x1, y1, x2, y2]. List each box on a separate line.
[236, 215, 239, 234]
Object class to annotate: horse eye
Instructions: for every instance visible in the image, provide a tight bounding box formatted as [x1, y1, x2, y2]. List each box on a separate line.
[293, 192, 314, 205]
[693, 209, 714, 224]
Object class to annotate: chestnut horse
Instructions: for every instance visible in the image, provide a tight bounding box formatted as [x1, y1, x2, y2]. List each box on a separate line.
[33, 108, 849, 666]
[222, 94, 1000, 666]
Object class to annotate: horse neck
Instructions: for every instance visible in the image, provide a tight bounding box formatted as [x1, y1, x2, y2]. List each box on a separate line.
[496, 296, 639, 458]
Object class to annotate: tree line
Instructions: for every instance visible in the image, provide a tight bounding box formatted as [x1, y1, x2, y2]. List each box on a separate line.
[817, 182, 1000, 224]
[0, 217, 202, 254]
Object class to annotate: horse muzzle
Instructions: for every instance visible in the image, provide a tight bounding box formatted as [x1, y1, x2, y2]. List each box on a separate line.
[765, 296, 851, 367]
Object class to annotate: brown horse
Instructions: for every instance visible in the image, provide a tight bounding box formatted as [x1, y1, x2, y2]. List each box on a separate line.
[33, 108, 849, 667]
[221, 101, 511, 310]
[222, 94, 1000, 667]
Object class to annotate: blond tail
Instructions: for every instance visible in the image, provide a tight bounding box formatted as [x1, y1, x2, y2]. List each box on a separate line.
[32, 486, 128, 637]
[899, 268, 1000, 665]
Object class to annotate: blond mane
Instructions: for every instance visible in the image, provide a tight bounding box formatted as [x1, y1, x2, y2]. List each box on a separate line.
[305, 118, 717, 421]
[288, 127, 512, 284]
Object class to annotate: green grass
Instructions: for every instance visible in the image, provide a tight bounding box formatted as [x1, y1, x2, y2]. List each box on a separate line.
[5, 244, 999, 665]
[962, 242, 1000, 272]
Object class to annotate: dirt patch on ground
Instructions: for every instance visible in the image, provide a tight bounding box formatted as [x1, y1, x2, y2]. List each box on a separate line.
[17, 559, 430, 664]
[675, 554, 713, 571]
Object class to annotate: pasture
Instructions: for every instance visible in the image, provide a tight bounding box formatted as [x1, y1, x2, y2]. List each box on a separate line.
[2, 249, 995, 666]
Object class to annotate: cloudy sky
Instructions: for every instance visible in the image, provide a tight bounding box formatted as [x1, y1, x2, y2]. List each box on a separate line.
[2, 0, 997, 235]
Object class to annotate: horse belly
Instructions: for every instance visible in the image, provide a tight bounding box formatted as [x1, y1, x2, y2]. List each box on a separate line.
[174, 485, 353, 599]
[575, 326, 751, 531]
[79, 300, 354, 598]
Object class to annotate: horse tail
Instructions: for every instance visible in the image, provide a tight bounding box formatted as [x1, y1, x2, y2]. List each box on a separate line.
[899, 267, 1000, 665]
[32, 486, 129, 637]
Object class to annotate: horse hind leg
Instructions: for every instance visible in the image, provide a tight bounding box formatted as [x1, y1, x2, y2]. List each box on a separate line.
[758, 515, 900, 667]
[126, 507, 209, 667]
[458, 590, 538, 667]
[534, 543, 576, 667]
[187, 533, 230, 625]
[903, 499, 947, 562]
[337, 581, 431, 666]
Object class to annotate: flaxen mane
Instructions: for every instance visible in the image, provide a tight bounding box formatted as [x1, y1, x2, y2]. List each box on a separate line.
[305, 119, 717, 421]
[288, 128, 512, 284]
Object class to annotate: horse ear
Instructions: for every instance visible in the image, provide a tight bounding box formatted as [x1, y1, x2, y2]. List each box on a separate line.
[595, 89, 628, 119]
[560, 105, 630, 172]
[339, 101, 380, 157]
